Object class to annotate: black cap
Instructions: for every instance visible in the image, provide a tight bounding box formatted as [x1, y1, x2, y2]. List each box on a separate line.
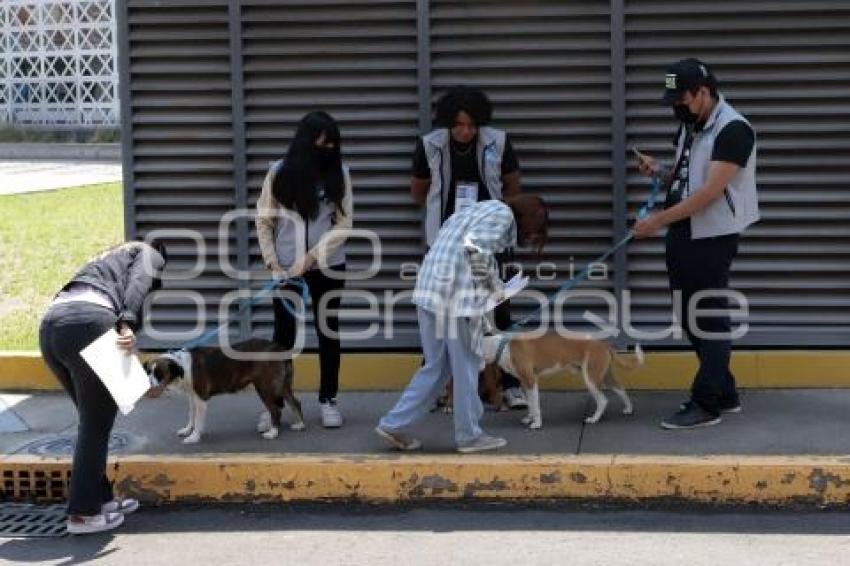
[661, 58, 715, 106]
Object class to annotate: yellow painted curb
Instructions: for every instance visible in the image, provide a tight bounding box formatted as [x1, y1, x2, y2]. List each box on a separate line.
[0, 352, 59, 390]
[3, 351, 850, 391]
[3, 454, 850, 506]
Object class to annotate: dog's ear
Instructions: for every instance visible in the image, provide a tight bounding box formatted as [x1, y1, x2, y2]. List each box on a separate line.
[166, 359, 185, 380]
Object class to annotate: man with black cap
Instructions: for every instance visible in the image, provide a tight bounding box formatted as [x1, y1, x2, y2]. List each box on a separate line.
[632, 58, 759, 429]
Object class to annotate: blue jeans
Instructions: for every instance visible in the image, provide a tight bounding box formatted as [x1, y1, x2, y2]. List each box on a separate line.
[379, 307, 484, 445]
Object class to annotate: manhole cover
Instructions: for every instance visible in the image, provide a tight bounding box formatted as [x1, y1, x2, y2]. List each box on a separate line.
[0, 503, 67, 537]
[19, 432, 132, 456]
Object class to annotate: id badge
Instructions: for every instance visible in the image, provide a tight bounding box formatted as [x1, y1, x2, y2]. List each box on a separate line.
[455, 182, 478, 214]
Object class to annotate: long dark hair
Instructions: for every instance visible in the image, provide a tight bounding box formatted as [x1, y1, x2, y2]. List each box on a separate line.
[272, 111, 345, 220]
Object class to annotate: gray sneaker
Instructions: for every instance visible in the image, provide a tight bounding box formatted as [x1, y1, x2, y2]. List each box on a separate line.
[503, 386, 528, 409]
[457, 434, 507, 454]
[374, 426, 422, 451]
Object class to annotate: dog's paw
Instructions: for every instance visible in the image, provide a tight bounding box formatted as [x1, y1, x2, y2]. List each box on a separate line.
[622, 407, 634, 416]
[261, 426, 279, 440]
[176, 426, 193, 437]
[441, 406, 453, 415]
[520, 414, 533, 425]
[256, 411, 272, 433]
[527, 419, 543, 430]
[290, 421, 306, 432]
[182, 433, 201, 444]
[584, 415, 602, 424]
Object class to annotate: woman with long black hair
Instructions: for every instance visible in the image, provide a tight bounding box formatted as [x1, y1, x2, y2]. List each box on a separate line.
[256, 111, 353, 428]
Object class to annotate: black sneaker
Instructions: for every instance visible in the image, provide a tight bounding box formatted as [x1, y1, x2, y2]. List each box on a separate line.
[661, 403, 721, 429]
[678, 397, 741, 414]
[719, 396, 742, 414]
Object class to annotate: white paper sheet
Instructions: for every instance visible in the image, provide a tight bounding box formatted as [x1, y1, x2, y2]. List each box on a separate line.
[485, 271, 529, 312]
[79, 329, 150, 415]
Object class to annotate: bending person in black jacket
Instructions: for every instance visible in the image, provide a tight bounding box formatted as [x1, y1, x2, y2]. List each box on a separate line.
[39, 239, 166, 535]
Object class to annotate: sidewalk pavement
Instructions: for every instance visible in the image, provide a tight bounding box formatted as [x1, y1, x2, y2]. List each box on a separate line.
[2, 389, 847, 457]
[0, 160, 122, 195]
[1, 388, 849, 506]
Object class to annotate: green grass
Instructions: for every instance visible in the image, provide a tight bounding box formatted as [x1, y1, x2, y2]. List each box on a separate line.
[0, 183, 124, 350]
[0, 126, 121, 143]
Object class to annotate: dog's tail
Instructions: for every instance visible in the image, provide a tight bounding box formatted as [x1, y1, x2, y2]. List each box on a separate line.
[610, 343, 644, 370]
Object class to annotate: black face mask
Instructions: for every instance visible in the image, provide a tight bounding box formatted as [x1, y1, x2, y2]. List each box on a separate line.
[673, 103, 698, 124]
[314, 147, 337, 170]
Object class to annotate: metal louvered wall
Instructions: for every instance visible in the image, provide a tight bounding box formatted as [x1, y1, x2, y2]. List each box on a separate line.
[121, 0, 242, 345]
[430, 1, 615, 332]
[120, 0, 850, 350]
[623, 0, 850, 346]
[240, 0, 420, 348]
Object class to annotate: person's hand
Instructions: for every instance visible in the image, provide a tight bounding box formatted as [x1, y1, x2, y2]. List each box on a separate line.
[266, 261, 288, 282]
[116, 323, 136, 352]
[288, 253, 316, 278]
[634, 150, 660, 177]
[632, 213, 665, 239]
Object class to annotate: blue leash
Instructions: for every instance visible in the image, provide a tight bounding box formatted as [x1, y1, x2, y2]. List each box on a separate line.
[174, 275, 308, 352]
[494, 177, 664, 361]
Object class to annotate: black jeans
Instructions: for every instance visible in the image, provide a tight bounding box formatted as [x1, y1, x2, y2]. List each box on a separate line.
[273, 265, 345, 403]
[665, 226, 740, 415]
[39, 302, 118, 516]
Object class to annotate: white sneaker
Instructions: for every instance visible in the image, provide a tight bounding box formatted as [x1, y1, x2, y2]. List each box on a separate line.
[457, 434, 507, 454]
[320, 400, 343, 428]
[66, 512, 124, 535]
[503, 386, 528, 409]
[101, 497, 139, 515]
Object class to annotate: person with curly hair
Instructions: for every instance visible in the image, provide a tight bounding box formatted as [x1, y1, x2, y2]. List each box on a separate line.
[410, 85, 527, 410]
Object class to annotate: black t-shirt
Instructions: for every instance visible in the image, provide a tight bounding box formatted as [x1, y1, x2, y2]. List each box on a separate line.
[711, 120, 755, 167]
[411, 134, 519, 219]
[665, 119, 754, 232]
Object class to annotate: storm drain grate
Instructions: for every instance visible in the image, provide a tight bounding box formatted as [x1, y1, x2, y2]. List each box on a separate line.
[0, 503, 67, 537]
[19, 432, 131, 456]
[2, 468, 69, 502]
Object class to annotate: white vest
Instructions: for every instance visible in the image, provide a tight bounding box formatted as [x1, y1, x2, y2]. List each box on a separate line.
[269, 159, 349, 269]
[421, 126, 507, 246]
[676, 96, 759, 239]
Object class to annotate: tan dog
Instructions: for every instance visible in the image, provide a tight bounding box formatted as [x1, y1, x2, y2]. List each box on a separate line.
[482, 332, 644, 428]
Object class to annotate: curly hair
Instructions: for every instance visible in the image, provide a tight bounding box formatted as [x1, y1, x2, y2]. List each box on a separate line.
[434, 86, 493, 128]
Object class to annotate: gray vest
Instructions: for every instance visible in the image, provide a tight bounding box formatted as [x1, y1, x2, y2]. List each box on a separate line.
[270, 159, 348, 269]
[421, 126, 507, 246]
[676, 96, 759, 238]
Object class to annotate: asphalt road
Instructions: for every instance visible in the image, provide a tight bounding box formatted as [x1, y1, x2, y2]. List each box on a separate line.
[2, 502, 849, 565]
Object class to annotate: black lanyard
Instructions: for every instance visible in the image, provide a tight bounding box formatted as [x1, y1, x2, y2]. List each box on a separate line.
[664, 126, 696, 208]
